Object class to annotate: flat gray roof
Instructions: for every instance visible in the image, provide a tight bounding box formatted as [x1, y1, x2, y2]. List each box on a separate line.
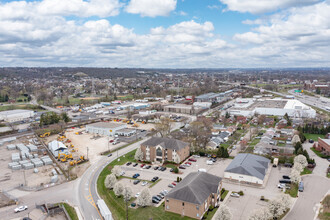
[225, 153, 270, 180]
[0, 109, 34, 116]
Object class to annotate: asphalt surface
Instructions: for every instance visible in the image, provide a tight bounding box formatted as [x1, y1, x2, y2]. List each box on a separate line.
[287, 89, 330, 112]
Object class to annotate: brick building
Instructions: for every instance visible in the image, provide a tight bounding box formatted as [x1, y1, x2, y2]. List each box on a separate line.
[314, 138, 330, 156]
[165, 172, 222, 219]
[140, 137, 190, 164]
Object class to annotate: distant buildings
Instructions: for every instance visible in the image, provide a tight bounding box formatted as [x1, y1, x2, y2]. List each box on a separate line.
[163, 104, 202, 115]
[227, 98, 316, 118]
[140, 137, 190, 163]
[0, 109, 35, 123]
[224, 153, 270, 185]
[195, 90, 232, 103]
[165, 172, 222, 219]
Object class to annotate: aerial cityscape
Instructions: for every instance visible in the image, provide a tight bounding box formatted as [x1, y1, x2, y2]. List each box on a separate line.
[0, 1, 329, 220]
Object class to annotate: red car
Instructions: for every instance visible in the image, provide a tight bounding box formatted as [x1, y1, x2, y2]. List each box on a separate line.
[140, 164, 145, 168]
[71, 127, 75, 129]
[185, 162, 192, 165]
[188, 158, 197, 162]
[172, 182, 177, 186]
[109, 140, 114, 143]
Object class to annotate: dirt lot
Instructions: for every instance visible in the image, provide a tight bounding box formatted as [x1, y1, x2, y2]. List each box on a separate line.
[0, 193, 15, 208]
[0, 135, 65, 191]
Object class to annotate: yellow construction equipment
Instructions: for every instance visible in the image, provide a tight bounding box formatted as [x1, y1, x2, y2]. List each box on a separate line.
[69, 160, 77, 166]
[39, 132, 50, 138]
[71, 148, 76, 152]
[57, 153, 66, 160]
[60, 158, 67, 163]
[75, 131, 82, 135]
[132, 123, 139, 127]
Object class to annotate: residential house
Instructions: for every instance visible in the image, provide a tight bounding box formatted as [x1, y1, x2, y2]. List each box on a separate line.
[165, 172, 222, 219]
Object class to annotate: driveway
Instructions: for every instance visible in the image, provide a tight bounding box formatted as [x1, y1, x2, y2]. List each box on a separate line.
[284, 175, 330, 220]
[303, 142, 329, 177]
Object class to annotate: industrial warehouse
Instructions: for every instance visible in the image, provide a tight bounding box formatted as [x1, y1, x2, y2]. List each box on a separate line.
[0, 109, 35, 122]
[227, 98, 316, 118]
[85, 122, 127, 136]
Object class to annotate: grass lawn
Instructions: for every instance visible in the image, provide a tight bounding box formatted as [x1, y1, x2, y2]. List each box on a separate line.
[285, 183, 298, 198]
[0, 104, 44, 112]
[310, 147, 330, 159]
[301, 167, 312, 175]
[249, 138, 260, 147]
[97, 149, 195, 220]
[59, 203, 79, 220]
[220, 143, 230, 149]
[304, 133, 325, 141]
[245, 147, 254, 153]
[101, 139, 140, 155]
[318, 195, 330, 220]
[164, 163, 177, 169]
[221, 190, 229, 201]
[117, 95, 134, 100]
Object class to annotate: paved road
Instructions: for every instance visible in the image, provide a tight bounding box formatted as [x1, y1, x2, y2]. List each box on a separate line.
[287, 89, 330, 112]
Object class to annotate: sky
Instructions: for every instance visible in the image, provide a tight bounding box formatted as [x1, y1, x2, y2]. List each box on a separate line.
[0, 0, 329, 68]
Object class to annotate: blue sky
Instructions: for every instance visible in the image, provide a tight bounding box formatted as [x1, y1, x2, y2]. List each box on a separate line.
[0, 0, 329, 67]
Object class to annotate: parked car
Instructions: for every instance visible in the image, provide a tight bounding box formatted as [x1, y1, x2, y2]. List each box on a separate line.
[185, 162, 192, 165]
[133, 163, 138, 167]
[109, 139, 114, 143]
[154, 166, 159, 170]
[135, 192, 140, 198]
[141, 181, 148, 186]
[131, 203, 136, 207]
[278, 183, 286, 189]
[206, 160, 214, 165]
[107, 153, 112, 157]
[152, 196, 160, 204]
[298, 181, 304, 192]
[151, 176, 159, 182]
[141, 129, 146, 132]
[179, 165, 186, 169]
[171, 182, 177, 186]
[193, 155, 200, 158]
[279, 179, 291, 184]
[133, 180, 141, 185]
[159, 167, 167, 171]
[140, 164, 145, 168]
[126, 162, 132, 166]
[188, 158, 197, 162]
[230, 193, 240, 198]
[282, 175, 290, 180]
[309, 139, 314, 143]
[170, 168, 174, 172]
[284, 163, 293, 168]
[14, 206, 28, 213]
[307, 163, 316, 168]
[154, 195, 162, 201]
[146, 165, 151, 169]
[168, 184, 175, 188]
[120, 171, 125, 176]
[132, 173, 140, 178]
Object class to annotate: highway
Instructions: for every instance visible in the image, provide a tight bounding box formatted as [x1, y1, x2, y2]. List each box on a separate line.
[287, 89, 330, 112]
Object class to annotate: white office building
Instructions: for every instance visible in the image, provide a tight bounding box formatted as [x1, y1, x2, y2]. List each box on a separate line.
[0, 109, 35, 122]
[85, 122, 126, 137]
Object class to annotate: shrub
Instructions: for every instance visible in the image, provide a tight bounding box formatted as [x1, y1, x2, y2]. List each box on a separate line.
[260, 196, 265, 201]
[209, 205, 214, 211]
[177, 176, 180, 182]
[203, 212, 208, 219]
[238, 191, 244, 196]
[174, 167, 179, 173]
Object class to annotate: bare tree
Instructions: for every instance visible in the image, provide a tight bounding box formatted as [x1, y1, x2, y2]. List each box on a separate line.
[104, 174, 117, 189]
[290, 169, 301, 184]
[268, 198, 286, 219]
[294, 155, 307, 169]
[155, 116, 172, 137]
[214, 205, 232, 220]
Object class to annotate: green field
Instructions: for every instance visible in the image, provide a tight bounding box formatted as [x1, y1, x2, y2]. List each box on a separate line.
[0, 104, 44, 112]
[310, 147, 330, 159]
[59, 203, 79, 220]
[97, 149, 216, 220]
[285, 183, 298, 198]
[304, 133, 325, 141]
[301, 167, 312, 175]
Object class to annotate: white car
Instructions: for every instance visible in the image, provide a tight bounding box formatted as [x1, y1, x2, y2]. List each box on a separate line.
[14, 205, 28, 213]
[135, 192, 140, 198]
[230, 193, 240, 198]
[141, 181, 148, 186]
[206, 160, 214, 165]
[278, 183, 286, 189]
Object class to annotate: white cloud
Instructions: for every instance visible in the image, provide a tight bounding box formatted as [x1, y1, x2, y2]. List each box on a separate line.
[220, 0, 320, 14]
[207, 5, 221, 10]
[125, 0, 177, 17]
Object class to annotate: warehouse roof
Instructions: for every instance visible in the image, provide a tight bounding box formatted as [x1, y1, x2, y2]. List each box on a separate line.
[86, 122, 124, 129]
[142, 137, 188, 151]
[0, 109, 34, 116]
[225, 153, 270, 180]
[166, 172, 221, 205]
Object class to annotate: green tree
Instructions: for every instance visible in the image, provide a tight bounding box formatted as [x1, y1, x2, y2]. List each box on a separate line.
[316, 87, 321, 94]
[61, 112, 70, 123]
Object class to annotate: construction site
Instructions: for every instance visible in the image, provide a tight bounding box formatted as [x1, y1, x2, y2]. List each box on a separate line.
[0, 134, 66, 193]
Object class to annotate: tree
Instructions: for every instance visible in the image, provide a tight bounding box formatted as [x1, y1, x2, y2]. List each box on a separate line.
[291, 135, 301, 145]
[114, 182, 124, 197]
[214, 205, 232, 220]
[249, 207, 272, 220]
[316, 87, 321, 94]
[217, 147, 229, 158]
[134, 148, 144, 161]
[122, 186, 133, 202]
[104, 174, 117, 189]
[137, 188, 152, 207]
[112, 165, 122, 177]
[61, 112, 70, 123]
[278, 194, 292, 210]
[155, 116, 172, 137]
[293, 163, 303, 173]
[173, 154, 181, 164]
[225, 111, 230, 119]
[268, 199, 286, 219]
[294, 155, 308, 169]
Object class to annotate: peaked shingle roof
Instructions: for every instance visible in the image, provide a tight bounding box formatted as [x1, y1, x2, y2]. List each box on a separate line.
[166, 172, 222, 205]
[225, 153, 270, 180]
[141, 137, 188, 151]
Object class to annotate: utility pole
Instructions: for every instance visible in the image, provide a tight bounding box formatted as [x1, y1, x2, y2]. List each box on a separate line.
[87, 147, 89, 160]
